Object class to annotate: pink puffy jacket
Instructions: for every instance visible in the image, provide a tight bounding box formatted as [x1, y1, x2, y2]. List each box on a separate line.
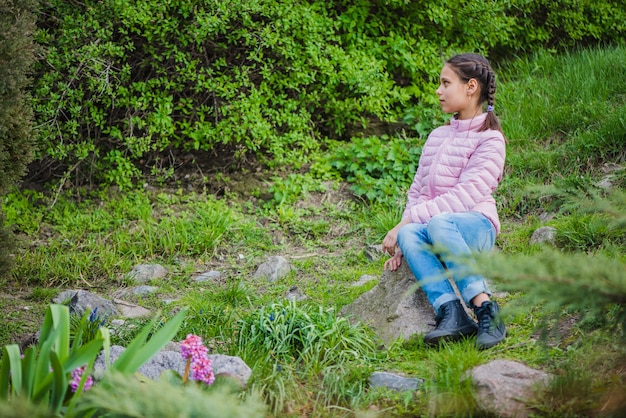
[402, 112, 506, 234]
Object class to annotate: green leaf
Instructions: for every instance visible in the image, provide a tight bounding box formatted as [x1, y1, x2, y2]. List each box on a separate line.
[49, 351, 68, 414]
[62, 338, 104, 373]
[111, 307, 187, 374]
[1, 345, 23, 397]
[21, 346, 37, 399]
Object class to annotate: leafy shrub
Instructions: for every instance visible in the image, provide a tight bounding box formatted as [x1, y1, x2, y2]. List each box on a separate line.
[236, 301, 381, 413]
[28, 0, 626, 189]
[0, 0, 38, 276]
[0, 304, 187, 415]
[0, 0, 37, 194]
[325, 134, 425, 201]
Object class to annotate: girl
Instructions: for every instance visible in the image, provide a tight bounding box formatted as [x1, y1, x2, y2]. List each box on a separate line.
[382, 53, 506, 349]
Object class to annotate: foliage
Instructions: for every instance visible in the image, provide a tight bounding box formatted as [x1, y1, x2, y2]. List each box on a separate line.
[28, 0, 626, 189]
[0, 304, 187, 415]
[480, 190, 626, 338]
[0, 305, 104, 415]
[4, 189, 248, 287]
[71, 371, 267, 418]
[325, 134, 424, 201]
[236, 300, 382, 413]
[0, 0, 38, 276]
[0, 0, 37, 194]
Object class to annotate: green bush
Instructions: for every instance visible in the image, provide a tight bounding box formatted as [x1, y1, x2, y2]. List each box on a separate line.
[0, 0, 37, 194]
[0, 0, 38, 275]
[29, 0, 626, 189]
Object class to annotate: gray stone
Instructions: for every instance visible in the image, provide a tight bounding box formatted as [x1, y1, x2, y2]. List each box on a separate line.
[133, 285, 158, 295]
[467, 359, 551, 418]
[339, 261, 435, 345]
[369, 371, 423, 392]
[127, 264, 168, 283]
[113, 299, 151, 318]
[351, 274, 378, 287]
[364, 245, 384, 261]
[193, 270, 222, 282]
[285, 286, 307, 301]
[93, 345, 252, 386]
[209, 354, 252, 385]
[253, 256, 292, 282]
[53, 289, 119, 318]
[530, 226, 557, 246]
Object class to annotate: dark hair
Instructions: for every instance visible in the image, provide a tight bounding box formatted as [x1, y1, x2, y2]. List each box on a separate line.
[446, 53, 503, 134]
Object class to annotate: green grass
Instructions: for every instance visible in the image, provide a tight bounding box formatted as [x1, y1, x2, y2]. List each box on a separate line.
[2, 45, 626, 416]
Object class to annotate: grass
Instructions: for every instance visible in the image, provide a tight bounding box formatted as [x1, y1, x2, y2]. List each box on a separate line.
[2, 45, 626, 416]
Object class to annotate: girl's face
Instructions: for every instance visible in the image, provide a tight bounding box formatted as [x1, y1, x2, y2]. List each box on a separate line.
[436, 64, 478, 119]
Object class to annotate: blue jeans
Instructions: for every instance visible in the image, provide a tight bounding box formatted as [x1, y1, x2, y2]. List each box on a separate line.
[396, 212, 495, 315]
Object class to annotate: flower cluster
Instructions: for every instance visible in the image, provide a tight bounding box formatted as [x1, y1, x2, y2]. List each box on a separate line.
[180, 334, 215, 385]
[70, 365, 94, 393]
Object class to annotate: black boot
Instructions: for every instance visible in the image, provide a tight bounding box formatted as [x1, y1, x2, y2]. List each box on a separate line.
[473, 300, 506, 350]
[424, 300, 478, 345]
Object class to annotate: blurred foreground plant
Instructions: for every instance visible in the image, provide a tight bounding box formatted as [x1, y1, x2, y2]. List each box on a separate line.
[0, 304, 187, 415]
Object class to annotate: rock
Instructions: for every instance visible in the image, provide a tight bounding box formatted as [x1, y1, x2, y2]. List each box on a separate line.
[529, 226, 557, 246]
[209, 354, 253, 386]
[193, 270, 222, 282]
[253, 256, 291, 282]
[364, 245, 384, 261]
[351, 274, 378, 287]
[113, 299, 151, 318]
[369, 371, 423, 392]
[93, 345, 252, 386]
[133, 285, 158, 295]
[467, 359, 551, 418]
[53, 289, 119, 318]
[339, 261, 435, 345]
[127, 264, 168, 283]
[285, 286, 307, 301]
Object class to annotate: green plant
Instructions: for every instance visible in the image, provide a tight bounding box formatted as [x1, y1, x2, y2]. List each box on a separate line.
[327, 134, 424, 201]
[236, 300, 382, 413]
[0, 304, 188, 415]
[72, 371, 267, 417]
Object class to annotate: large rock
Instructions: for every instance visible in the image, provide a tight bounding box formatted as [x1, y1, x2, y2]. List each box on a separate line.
[339, 262, 435, 345]
[467, 359, 551, 418]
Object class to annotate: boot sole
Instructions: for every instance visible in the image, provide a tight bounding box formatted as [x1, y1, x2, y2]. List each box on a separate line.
[424, 326, 478, 346]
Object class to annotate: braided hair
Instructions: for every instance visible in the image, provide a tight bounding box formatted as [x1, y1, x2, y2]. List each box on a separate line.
[446, 53, 503, 135]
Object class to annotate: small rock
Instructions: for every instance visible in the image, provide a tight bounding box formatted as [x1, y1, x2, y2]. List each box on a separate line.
[133, 285, 158, 295]
[529, 226, 557, 246]
[127, 264, 168, 283]
[285, 286, 307, 301]
[369, 371, 423, 392]
[364, 245, 384, 261]
[114, 299, 151, 318]
[253, 256, 291, 282]
[193, 270, 222, 283]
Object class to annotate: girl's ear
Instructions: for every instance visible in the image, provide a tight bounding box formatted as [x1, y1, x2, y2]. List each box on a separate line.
[466, 78, 479, 95]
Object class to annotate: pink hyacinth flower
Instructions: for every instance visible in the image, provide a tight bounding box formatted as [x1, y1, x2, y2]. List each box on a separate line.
[70, 365, 94, 393]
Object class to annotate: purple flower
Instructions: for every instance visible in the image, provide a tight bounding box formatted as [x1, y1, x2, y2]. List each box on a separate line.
[180, 334, 214, 385]
[192, 357, 215, 385]
[70, 365, 93, 393]
[180, 334, 208, 364]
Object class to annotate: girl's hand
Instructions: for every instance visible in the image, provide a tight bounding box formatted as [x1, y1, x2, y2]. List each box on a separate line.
[384, 249, 403, 271]
[382, 228, 399, 256]
[382, 219, 410, 256]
